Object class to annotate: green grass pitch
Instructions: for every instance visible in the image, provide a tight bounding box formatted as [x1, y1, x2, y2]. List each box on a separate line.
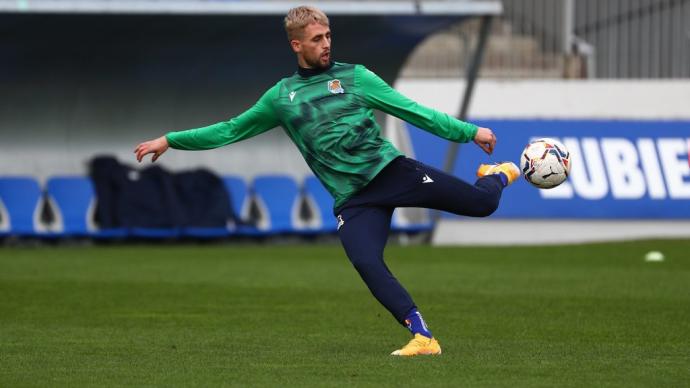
[1, 240, 689, 387]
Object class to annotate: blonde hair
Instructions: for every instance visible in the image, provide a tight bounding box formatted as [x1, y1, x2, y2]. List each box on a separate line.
[284, 6, 330, 40]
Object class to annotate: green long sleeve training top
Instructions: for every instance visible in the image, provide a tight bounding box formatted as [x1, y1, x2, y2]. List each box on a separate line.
[166, 62, 478, 210]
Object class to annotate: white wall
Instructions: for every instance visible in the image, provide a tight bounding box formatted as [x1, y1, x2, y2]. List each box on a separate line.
[395, 79, 690, 119]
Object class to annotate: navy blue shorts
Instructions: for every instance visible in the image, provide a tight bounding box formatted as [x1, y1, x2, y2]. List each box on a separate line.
[335, 156, 504, 323]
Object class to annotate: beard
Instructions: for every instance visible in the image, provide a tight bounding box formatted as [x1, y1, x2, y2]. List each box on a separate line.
[305, 51, 331, 69]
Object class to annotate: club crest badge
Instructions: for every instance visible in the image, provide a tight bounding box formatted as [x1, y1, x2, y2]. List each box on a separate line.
[327, 79, 344, 94]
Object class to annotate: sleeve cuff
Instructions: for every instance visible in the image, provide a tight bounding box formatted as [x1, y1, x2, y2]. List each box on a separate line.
[164, 132, 179, 149]
[466, 124, 479, 142]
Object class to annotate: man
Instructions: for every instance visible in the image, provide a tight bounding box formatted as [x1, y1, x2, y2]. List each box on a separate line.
[135, 5, 519, 356]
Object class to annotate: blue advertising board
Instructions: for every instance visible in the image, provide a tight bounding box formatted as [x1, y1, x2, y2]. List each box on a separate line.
[406, 120, 690, 219]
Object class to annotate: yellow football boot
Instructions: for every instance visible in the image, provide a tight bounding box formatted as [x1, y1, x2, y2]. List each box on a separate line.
[390, 334, 442, 356]
[476, 161, 520, 186]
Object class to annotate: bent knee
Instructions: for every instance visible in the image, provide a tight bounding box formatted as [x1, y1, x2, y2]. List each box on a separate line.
[470, 196, 500, 217]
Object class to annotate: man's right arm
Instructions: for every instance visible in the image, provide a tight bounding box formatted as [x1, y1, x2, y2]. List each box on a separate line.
[165, 84, 281, 150]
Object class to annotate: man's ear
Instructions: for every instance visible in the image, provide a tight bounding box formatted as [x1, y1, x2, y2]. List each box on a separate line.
[290, 39, 301, 54]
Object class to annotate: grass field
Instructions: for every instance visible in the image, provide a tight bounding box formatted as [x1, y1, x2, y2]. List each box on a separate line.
[1, 240, 689, 387]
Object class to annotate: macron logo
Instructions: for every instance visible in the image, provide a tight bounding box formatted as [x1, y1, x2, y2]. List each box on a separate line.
[422, 174, 434, 184]
[289, 91, 296, 102]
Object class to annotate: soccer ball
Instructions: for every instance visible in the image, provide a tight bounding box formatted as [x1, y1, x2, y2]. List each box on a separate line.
[520, 138, 571, 189]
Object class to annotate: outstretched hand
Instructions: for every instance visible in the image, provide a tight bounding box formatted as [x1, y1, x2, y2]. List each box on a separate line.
[474, 127, 496, 155]
[134, 136, 169, 163]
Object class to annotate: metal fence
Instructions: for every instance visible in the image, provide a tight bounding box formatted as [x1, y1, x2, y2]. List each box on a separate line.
[574, 0, 690, 78]
[403, 0, 690, 79]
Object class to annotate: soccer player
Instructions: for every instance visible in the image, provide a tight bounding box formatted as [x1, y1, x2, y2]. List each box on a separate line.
[134, 5, 519, 356]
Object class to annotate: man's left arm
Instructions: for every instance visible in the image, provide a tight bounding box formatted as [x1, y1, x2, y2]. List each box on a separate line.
[356, 65, 495, 153]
